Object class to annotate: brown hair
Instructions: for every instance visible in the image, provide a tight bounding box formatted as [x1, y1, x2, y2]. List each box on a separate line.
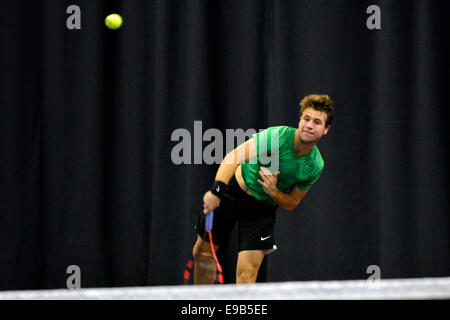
[299, 94, 334, 127]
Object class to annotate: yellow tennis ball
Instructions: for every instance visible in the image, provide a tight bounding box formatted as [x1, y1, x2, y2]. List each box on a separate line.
[105, 14, 123, 30]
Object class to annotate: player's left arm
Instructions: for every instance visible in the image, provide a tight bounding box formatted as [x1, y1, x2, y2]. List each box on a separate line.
[270, 185, 308, 211]
[257, 167, 308, 211]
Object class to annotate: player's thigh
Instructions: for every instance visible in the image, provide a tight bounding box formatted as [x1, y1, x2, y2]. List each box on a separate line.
[236, 249, 265, 273]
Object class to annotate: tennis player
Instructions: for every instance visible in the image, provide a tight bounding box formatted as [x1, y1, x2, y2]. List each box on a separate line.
[192, 94, 334, 284]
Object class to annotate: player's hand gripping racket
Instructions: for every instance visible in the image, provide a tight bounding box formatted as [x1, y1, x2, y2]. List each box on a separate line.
[183, 211, 224, 284]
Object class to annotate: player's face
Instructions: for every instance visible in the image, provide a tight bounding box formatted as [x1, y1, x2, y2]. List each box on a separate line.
[298, 108, 330, 143]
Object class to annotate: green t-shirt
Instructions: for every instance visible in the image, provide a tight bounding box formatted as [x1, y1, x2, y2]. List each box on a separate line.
[241, 126, 324, 206]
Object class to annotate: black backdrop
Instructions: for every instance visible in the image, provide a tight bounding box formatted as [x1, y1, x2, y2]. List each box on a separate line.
[0, 0, 448, 290]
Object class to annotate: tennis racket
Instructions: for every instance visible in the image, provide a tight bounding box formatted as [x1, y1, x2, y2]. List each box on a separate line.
[183, 211, 224, 284]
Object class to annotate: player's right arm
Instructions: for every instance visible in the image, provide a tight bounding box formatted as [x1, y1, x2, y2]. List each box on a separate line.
[202, 138, 257, 213]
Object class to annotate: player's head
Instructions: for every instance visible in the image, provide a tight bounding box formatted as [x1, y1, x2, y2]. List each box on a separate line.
[297, 94, 334, 143]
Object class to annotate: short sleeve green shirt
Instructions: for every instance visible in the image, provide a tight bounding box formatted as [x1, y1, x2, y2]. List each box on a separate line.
[240, 126, 324, 205]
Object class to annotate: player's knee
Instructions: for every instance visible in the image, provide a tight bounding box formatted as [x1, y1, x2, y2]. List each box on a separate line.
[236, 268, 258, 284]
[192, 242, 201, 259]
[192, 237, 209, 259]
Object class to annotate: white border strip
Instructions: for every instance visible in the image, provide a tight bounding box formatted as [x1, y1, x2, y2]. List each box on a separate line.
[0, 277, 449, 300]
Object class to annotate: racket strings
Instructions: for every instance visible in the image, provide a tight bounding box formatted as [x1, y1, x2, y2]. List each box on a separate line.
[183, 256, 218, 284]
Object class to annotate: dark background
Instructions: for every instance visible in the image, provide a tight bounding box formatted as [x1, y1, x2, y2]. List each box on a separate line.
[0, 0, 448, 290]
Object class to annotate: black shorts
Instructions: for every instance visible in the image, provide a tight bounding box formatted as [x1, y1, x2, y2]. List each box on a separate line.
[196, 175, 278, 253]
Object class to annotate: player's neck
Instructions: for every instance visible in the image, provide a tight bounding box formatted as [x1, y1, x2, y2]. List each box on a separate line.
[294, 129, 315, 156]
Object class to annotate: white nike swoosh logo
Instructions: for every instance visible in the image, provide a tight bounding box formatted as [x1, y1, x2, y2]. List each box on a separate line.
[261, 236, 271, 241]
[216, 186, 220, 192]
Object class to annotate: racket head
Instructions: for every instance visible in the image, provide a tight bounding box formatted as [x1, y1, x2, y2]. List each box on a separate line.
[183, 210, 223, 284]
[183, 250, 223, 284]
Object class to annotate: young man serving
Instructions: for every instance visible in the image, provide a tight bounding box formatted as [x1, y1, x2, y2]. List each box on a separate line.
[193, 94, 334, 284]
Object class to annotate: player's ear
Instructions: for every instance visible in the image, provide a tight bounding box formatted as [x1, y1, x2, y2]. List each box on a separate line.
[323, 125, 330, 135]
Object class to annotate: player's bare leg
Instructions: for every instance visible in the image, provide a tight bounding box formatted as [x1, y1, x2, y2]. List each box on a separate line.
[192, 235, 220, 284]
[236, 250, 265, 284]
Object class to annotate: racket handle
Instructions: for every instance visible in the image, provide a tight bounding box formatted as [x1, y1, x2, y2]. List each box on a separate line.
[205, 211, 214, 232]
